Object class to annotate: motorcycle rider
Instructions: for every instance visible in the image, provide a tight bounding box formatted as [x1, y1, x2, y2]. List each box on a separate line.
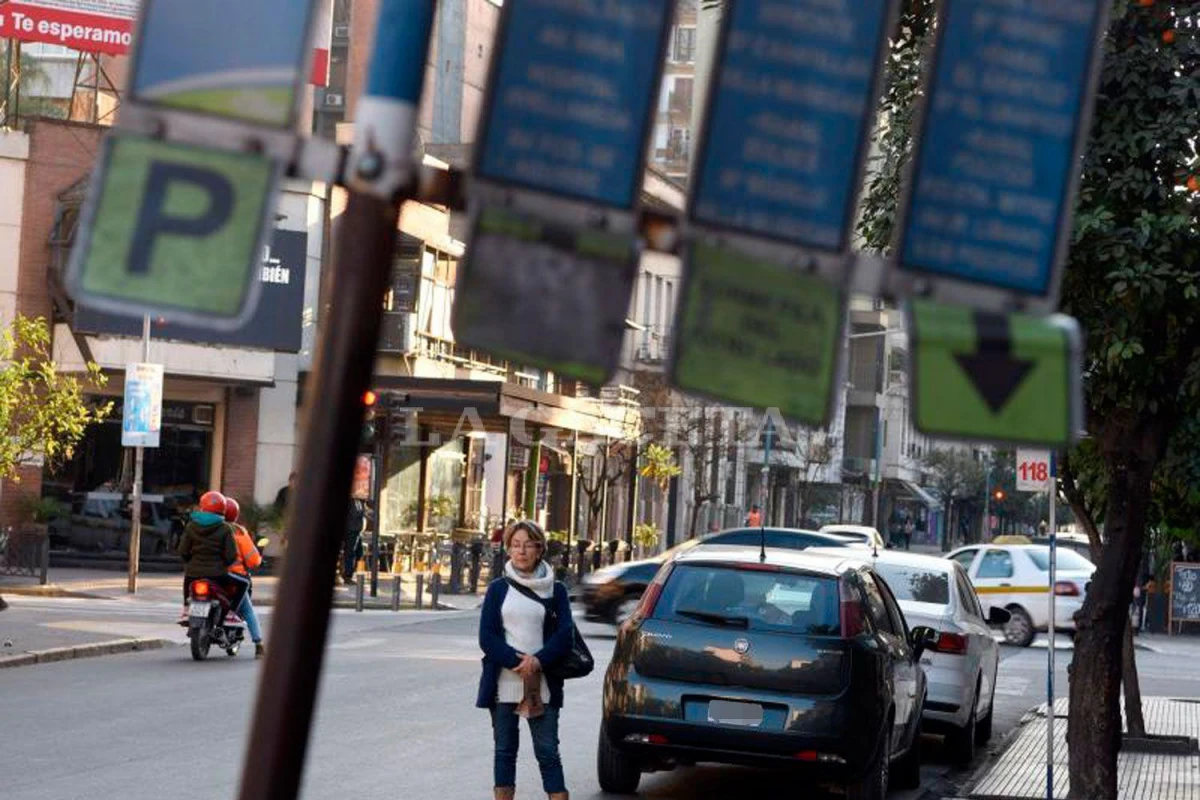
[177, 490, 246, 624]
[224, 497, 266, 659]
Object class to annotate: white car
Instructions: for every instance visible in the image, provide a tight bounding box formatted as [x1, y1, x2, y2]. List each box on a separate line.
[818, 524, 886, 551]
[813, 548, 1005, 764]
[947, 544, 1096, 647]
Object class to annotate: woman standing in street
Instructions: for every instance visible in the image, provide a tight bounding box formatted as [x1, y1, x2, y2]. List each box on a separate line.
[477, 520, 575, 800]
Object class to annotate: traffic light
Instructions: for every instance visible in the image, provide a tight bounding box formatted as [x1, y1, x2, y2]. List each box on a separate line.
[360, 390, 379, 448]
[386, 392, 412, 443]
[994, 489, 1006, 502]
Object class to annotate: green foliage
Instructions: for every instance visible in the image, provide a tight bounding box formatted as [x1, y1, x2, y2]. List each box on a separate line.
[920, 448, 985, 507]
[239, 503, 282, 534]
[0, 315, 110, 481]
[633, 523, 660, 550]
[546, 530, 569, 544]
[18, 494, 68, 524]
[639, 443, 681, 491]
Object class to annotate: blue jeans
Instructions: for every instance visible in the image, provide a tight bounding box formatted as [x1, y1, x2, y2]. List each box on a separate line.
[491, 703, 566, 793]
[237, 592, 262, 644]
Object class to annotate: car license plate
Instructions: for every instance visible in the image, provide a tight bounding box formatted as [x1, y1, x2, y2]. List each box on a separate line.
[189, 601, 212, 618]
[708, 700, 763, 727]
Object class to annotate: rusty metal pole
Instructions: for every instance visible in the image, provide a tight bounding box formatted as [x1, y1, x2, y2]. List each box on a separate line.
[237, 5, 435, 798]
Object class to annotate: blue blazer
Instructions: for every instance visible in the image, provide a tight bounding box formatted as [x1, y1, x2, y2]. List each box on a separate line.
[476, 578, 574, 709]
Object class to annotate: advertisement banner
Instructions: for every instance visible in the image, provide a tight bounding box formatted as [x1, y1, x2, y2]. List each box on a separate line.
[0, 0, 137, 55]
[122, 362, 164, 448]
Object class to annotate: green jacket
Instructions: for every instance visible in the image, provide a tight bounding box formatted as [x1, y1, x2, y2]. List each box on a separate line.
[177, 513, 237, 578]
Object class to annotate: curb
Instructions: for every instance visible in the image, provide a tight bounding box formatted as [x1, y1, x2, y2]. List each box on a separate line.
[953, 714, 1038, 800]
[0, 585, 110, 600]
[0, 637, 169, 670]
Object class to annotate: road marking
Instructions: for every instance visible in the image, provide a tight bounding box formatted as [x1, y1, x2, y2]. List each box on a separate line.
[994, 675, 1032, 697]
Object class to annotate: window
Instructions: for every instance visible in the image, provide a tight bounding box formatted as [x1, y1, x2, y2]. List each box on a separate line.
[876, 578, 910, 636]
[950, 549, 979, 572]
[674, 26, 696, 62]
[976, 550, 1015, 579]
[654, 564, 841, 636]
[955, 571, 984, 620]
[1024, 547, 1094, 572]
[860, 573, 898, 636]
[669, 77, 693, 113]
[874, 563, 950, 605]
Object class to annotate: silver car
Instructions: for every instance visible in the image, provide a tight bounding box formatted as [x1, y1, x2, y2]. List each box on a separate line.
[811, 548, 1008, 765]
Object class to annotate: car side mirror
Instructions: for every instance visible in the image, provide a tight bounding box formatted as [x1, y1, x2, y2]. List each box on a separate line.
[909, 625, 938, 658]
[988, 606, 1012, 626]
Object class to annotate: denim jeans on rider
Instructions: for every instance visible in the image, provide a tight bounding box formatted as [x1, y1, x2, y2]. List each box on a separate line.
[490, 703, 566, 794]
[237, 593, 263, 643]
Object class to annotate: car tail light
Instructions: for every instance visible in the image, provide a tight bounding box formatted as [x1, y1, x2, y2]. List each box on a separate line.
[794, 750, 819, 762]
[839, 578, 865, 638]
[634, 566, 672, 620]
[192, 580, 210, 598]
[1054, 581, 1080, 597]
[624, 733, 669, 745]
[933, 632, 969, 655]
[794, 750, 845, 764]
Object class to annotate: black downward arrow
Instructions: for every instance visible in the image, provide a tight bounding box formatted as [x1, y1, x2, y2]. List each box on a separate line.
[954, 311, 1035, 414]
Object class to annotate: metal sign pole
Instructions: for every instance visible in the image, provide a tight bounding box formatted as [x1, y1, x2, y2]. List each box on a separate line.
[1046, 454, 1058, 799]
[127, 314, 150, 594]
[237, 4, 434, 799]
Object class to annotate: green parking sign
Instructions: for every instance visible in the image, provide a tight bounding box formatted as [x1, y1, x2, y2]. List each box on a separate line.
[907, 299, 1083, 446]
[67, 134, 279, 327]
[670, 241, 844, 426]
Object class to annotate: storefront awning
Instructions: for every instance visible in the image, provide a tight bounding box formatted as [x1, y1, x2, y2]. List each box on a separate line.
[898, 480, 941, 509]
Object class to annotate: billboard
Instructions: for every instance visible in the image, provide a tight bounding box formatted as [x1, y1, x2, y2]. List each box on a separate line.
[74, 229, 309, 352]
[0, 0, 137, 55]
[121, 361, 163, 448]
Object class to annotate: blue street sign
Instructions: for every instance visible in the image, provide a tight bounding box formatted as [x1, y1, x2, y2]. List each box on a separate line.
[690, 0, 895, 252]
[898, 0, 1108, 300]
[130, 0, 316, 128]
[475, 0, 673, 209]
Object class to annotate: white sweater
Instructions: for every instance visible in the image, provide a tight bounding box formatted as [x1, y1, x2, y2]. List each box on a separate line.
[496, 564, 553, 704]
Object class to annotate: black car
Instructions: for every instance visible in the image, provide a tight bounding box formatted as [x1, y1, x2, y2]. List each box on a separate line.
[577, 527, 852, 625]
[598, 545, 933, 799]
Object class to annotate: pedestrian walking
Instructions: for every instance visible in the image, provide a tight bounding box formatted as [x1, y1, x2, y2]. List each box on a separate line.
[745, 504, 763, 527]
[477, 519, 575, 800]
[342, 496, 370, 585]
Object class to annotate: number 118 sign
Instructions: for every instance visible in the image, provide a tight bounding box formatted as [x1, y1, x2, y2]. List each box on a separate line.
[1016, 449, 1053, 493]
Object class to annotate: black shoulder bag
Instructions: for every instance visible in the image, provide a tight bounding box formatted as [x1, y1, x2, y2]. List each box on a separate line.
[505, 579, 594, 680]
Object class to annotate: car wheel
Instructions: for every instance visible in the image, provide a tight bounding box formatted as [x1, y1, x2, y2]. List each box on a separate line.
[947, 690, 978, 766]
[846, 719, 889, 800]
[614, 594, 642, 625]
[977, 703, 994, 745]
[1003, 606, 1036, 647]
[892, 715, 922, 790]
[597, 722, 642, 795]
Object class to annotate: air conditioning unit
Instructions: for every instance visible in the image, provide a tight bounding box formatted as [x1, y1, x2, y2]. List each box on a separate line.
[378, 311, 416, 353]
[324, 93, 344, 108]
[192, 405, 215, 425]
[333, 24, 350, 39]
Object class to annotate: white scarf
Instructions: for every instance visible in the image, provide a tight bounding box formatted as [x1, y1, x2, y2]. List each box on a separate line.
[505, 559, 555, 599]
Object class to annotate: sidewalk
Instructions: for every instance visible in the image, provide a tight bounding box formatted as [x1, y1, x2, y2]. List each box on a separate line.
[966, 697, 1200, 799]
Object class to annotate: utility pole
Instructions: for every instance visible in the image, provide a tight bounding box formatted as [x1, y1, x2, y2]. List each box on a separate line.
[237, 4, 436, 799]
[982, 452, 992, 544]
[127, 314, 150, 594]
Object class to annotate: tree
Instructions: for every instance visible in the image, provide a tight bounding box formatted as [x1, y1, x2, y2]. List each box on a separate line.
[921, 448, 985, 547]
[793, 433, 834, 528]
[579, 437, 636, 541]
[0, 45, 67, 123]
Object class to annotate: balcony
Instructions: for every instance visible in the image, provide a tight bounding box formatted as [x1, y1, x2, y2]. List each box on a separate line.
[842, 456, 877, 479]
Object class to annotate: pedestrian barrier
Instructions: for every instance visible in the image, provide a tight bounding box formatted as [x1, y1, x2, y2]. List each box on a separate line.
[0, 527, 49, 584]
[391, 575, 402, 611]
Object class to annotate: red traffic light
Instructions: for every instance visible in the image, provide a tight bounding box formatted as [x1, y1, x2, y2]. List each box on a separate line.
[994, 489, 1006, 501]
[362, 390, 378, 407]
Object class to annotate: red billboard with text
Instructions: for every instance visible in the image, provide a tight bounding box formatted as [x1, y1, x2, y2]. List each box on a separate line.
[0, 0, 136, 55]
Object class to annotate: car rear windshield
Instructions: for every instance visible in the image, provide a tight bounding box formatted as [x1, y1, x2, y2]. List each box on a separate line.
[703, 530, 843, 550]
[1025, 548, 1094, 572]
[653, 564, 841, 636]
[873, 563, 950, 605]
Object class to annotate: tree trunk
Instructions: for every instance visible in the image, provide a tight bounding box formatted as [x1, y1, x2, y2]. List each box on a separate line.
[688, 497, 700, 539]
[1122, 619, 1145, 737]
[1067, 432, 1160, 800]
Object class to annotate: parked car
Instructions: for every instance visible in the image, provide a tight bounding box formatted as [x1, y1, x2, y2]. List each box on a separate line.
[577, 528, 850, 624]
[599, 545, 932, 799]
[814, 548, 1008, 764]
[947, 544, 1096, 647]
[820, 524, 887, 551]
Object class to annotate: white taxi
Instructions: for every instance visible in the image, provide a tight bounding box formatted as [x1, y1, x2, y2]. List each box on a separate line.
[947, 542, 1096, 647]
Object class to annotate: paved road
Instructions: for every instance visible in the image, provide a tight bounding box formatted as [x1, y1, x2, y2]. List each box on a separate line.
[2, 602, 1199, 800]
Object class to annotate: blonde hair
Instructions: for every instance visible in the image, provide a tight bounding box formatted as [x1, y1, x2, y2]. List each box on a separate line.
[503, 519, 547, 551]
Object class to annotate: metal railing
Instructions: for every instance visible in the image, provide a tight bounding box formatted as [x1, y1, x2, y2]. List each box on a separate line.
[0, 527, 50, 584]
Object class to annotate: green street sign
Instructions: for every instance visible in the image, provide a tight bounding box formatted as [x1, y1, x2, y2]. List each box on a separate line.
[907, 299, 1083, 446]
[670, 241, 844, 426]
[67, 134, 279, 327]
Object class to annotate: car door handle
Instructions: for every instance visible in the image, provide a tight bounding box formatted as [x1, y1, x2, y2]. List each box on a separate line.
[999, 582, 1012, 587]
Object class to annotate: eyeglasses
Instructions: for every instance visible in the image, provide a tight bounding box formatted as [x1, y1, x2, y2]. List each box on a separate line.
[509, 542, 543, 552]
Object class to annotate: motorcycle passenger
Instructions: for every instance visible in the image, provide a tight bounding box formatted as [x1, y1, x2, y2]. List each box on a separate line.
[177, 491, 246, 624]
[224, 497, 265, 659]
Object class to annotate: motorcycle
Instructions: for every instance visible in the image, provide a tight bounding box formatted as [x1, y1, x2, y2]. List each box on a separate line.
[186, 578, 245, 661]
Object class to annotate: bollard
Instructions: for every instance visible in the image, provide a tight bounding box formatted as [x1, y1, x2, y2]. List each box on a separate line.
[355, 574, 365, 612]
[391, 575, 402, 612]
[415, 572, 425, 610]
[431, 571, 441, 609]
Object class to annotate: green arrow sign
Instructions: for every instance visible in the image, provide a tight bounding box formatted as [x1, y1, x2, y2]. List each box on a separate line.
[670, 241, 843, 426]
[67, 134, 279, 327]
[908, 299, 1083, 446]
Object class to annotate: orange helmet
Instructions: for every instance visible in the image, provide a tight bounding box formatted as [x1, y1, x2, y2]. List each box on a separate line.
[224, 497, 240, 523]
[199, 491, 226, 515]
